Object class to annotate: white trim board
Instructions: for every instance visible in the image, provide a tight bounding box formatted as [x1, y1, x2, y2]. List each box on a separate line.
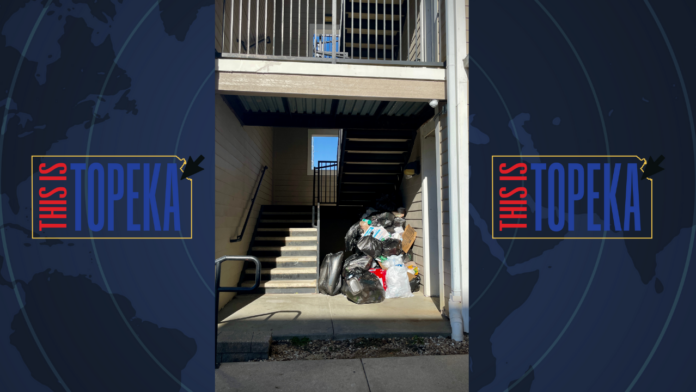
[216, 59, 446, 82]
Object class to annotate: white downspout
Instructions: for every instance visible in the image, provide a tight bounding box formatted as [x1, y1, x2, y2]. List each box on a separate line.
[456, 0, 470, 335]
[444, 0, 469, 340]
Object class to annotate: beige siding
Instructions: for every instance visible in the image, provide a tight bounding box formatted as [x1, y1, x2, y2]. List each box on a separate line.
[273, 129, 338, 205]
[400, 133, 424, 295]
[216, 94, 274, 309]
[273, 128, 313, 205]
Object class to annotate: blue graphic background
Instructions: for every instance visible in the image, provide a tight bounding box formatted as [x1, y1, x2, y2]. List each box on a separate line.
[1, 1, 214, 390]
[472, 1, 696, 391]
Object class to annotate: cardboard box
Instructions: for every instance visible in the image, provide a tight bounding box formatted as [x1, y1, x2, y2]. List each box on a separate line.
[401, 224, 417, 253]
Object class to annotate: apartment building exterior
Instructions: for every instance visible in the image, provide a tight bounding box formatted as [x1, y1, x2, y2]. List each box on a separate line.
[213, 0, 469, 338]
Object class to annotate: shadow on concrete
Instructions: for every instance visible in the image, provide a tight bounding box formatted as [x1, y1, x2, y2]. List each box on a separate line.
[221, 311, 302, 323]
[217, 294, 451, 341]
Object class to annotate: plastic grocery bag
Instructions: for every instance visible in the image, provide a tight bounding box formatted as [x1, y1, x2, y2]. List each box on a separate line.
[345, 222, 363, 252]
[342, 269, 386, 304]
[318, 252, 344, 296]
[343, 254, 372, 277]
[382, 238, 403, 256]
[363, 226, 390, 240]
[385, 259, 413, 299]
[369, 268, 388, 291]
[356, 235, 383, 259]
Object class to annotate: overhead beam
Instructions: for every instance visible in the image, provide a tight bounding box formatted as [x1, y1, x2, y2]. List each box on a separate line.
[230, 106, 435, 130]
[216, 59, 446, 81]
[216, 72, 446, 102]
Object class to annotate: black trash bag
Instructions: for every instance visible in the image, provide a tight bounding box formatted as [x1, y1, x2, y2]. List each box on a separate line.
[356, 235, 383, 259]
[375, 212, 395, 227]
[342, 269, 386, 304]
[393, 217, 407, 230]
[366, 214, 382, 226]
[342, 254, 373, 277]
[318, 252, 344, 296]
[410, 275, 421, 293]
[374, 193, 401, 212]
[382, 238, 402, 256]
[345, 222, 363, 252]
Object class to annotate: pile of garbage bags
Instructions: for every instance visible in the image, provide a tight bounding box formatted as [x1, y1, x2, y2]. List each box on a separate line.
[319, 201, 420, 304]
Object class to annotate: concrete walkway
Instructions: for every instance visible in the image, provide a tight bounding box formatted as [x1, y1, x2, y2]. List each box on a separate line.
[217, 294, 451, 340]
[216, 355, 469, 392]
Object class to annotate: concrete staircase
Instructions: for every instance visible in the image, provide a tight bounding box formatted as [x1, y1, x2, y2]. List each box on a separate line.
[240, 206, 318, 294]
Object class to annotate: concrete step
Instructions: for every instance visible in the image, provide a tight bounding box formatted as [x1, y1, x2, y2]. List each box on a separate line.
[259, 219, 313, 223]
[254, 236, 317, 241]
[240, 279, 317, 294]
[256, 228, 317, 237]
[261, 211, 312, 215]
[246, 267, 316, 280]
[262, 205, 313, 212]
[257, 221, 314, 228]
[250, 246, 317, 257]
[252, 246, 317, 251]
[257, 256, 317, 268]
[253, 236, 317, 247]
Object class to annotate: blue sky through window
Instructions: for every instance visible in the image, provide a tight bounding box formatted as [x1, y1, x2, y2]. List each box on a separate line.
[312, 136, 338, 168]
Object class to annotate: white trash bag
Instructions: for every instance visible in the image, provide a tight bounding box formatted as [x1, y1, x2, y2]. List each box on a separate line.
[385, 257, 413, 299]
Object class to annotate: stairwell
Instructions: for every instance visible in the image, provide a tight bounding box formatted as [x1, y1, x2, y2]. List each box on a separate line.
[338, 129, 418, 206]
[239, 206, 318, 294]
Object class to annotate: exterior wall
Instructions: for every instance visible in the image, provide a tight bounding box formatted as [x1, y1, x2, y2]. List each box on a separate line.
[273, 128, 338, 205]
[272, 128, 313, 205]
[216, 94, 274, 309]
[400, 132, 425, 295]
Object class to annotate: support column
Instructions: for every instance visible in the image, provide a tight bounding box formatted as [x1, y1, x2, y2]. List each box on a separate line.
[444, 0, 469, 340]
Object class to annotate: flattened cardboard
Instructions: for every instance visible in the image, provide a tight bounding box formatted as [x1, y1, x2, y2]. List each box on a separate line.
[401, 224, 417, 253]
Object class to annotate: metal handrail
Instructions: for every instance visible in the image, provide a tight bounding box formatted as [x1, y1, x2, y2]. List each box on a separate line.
[230, 165, 268, 243]
[314, 205, 321, 293]
[313, 161, 338, 207]
[215, 255, 262, 368]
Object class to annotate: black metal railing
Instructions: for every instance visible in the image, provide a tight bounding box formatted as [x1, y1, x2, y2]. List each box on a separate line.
[313, 160, 338, 207]
[214, 255, 262, 368]
[230, 165, 268, 243]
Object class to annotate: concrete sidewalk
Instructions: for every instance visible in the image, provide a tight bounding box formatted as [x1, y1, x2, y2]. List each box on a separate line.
[217, 294, 451, 340]
[215, 355, 469, 392]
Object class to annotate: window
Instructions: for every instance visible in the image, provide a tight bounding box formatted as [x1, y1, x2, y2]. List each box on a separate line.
[307, 130, 339, 174]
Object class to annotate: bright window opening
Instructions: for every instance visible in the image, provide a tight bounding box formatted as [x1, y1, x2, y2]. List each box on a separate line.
[311, 136, 339, 168]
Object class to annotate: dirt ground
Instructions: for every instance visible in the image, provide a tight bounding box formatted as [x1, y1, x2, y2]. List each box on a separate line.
[257, 336, 469, 361]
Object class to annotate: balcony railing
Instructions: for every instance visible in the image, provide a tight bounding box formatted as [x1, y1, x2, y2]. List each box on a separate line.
[216, 0, 444, 65]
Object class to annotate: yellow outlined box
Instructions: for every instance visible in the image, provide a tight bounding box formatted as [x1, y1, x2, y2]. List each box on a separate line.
[31, 155, 193, 240]
[491, 155, 653, 240]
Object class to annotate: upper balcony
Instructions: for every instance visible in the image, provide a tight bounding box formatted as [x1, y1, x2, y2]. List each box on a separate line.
[215, 0, 445, 66]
